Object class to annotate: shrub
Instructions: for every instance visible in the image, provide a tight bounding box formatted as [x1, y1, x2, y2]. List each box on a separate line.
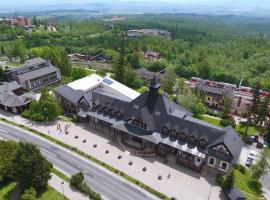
[20, 187, 37, 200]
[236, 164, 246, 174]
[220, 118, 236, 128]
[215, 174, 224, 187]
[70, 172, 84, 188]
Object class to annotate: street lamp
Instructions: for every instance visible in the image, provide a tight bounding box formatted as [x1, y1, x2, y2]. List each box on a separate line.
[61, 181, 65, 199]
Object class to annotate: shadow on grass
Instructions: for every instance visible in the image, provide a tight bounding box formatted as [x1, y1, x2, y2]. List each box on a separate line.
[247, 180, 263, 195]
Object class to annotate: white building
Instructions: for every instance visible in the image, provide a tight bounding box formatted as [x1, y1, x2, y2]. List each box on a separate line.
[54, 74, 140, 113]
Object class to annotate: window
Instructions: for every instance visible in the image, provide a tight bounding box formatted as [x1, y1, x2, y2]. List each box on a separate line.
[188, 136, 197, 145]
[220, 161, 229, 171]
[213, 144, 230, 155]
[198, 139, 207, 149]
[98, 106, 104, 113]
[170, 129, 178, 139]
[179, 133, 187, 141]
[208, 157, 216, 166]
[110, 109, 115, 117]
[161, 127, 168, 136]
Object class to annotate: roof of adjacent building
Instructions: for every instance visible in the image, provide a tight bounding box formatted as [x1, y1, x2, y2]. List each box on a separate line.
[55, 74, 140, 106]
[0, 81, 36, 107]
[17, 64, 59, 82]
[88, 76, 243, 163]
[67, 74, 102, 91]
[223, 188, 246, 200]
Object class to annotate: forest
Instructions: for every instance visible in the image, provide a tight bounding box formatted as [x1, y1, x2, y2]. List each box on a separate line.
[1, 14, 270, 91]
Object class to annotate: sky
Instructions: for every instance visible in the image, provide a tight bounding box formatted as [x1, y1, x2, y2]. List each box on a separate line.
[1, 0, 270, 16]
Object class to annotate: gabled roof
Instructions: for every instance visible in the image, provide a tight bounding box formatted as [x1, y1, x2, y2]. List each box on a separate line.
[0, 81, 36, 107]
[54, 85, 84, 104]
[90, 76, 243, 163]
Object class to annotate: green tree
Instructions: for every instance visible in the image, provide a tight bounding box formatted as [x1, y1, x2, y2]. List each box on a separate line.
[251, 151, 269, 181]
[22, 90, 63, 122]
[258, 94, 270, 128]
[174, 78, 188, 99]
[222, 95, 233, 119]
[178, 92, 206, 117]
[70, 172, 84, 188]
[14, 142, 52, 192]
[11, 41, 26, 63]
[20, 187, 37, 200]
[123, 67, 143, 89]
[59, 50, 72, 76]
[71, 67, 90, 81]
[0, 67, 5, 82]
[221, 170, 235, 189]
[0, 141, 18, 183]
[0, 46, 5, 55]
[113, 37, 126, 83]
[161, 68, 177, 94]
[197, 59, 211, 79]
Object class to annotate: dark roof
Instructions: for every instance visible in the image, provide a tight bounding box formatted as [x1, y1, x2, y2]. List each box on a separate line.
[87, 77, 243, 162]
[223, 188, 246, 200]
[17, 65, 59, 81]
[54, 85, 84, 104]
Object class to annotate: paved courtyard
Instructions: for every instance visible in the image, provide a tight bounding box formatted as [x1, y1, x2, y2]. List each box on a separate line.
[0, 111, 227, 200]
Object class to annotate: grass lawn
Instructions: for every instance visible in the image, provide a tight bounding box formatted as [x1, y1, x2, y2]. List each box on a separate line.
[0, 182, 66, 200]
[199, 115, 260, 136]
[0, 182, 16, 200]
[37, 186, 67, 200]
[234, 169, 265, 200]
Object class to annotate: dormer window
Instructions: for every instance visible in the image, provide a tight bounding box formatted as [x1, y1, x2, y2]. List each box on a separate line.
[110, 109, 115, 117]
[161, 127, 169, 136]
[188, 136, 197, 145]
[179, 133, 187, 141]
[103, 107, 109, 115]
[116, 112, 122, 119]
[198, 139, 207, 149]
[129, 117, 148, 129]
[170, 129, 178, 139]
[98, 106, 104, 113]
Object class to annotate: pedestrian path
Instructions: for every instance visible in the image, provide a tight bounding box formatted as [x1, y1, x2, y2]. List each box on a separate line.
[49, 174, 89, 200]
[0, 111, 223, 200]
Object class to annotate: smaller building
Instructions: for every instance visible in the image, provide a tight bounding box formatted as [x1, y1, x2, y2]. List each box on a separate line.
[5, 57, 61, 91]
[144, 51, 161, 61]
[54, 74, 140, 113]
[223, 188, 246, 200]
[0, 81, 36, 113]
[3, 16, 30, 27]
[136, 68, 164, 83]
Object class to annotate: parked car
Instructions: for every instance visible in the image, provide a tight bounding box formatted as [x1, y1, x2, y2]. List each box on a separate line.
[245, 157, 254, 167]
[245, 150, 256, 167]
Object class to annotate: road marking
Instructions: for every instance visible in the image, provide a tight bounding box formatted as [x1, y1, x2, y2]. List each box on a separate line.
[40, 147, 58, 158]
[0, 129, 7, 133]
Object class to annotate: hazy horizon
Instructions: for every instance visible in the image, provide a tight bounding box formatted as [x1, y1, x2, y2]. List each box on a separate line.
[1, 0, 270, 17]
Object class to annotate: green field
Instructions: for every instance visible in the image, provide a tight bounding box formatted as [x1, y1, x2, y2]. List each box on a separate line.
[0, 183, 66, 200]
[0, 182, 16, 200]
[234, 169, 265, 200]
[199, 115, 259, 136]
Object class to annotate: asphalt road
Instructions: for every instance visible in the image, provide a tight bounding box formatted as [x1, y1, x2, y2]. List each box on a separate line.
[0, 122, 158, 200]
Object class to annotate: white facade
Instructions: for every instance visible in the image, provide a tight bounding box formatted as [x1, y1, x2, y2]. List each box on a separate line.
[68, 74, 140, 102]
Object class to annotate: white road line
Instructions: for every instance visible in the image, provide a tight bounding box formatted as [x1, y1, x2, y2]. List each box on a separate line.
[0, 129, 7, 133]
[40, 147, 58, 158]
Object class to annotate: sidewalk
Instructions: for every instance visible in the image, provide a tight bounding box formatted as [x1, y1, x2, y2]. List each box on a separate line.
[0, 111, 224, 200]
[49, 174, 89, 200]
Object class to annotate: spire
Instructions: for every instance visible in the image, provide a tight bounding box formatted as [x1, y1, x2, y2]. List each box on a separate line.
[150, 75, 161, 89]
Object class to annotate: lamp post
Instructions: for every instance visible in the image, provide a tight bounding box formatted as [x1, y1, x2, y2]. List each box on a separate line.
[61, 181, 65, 199]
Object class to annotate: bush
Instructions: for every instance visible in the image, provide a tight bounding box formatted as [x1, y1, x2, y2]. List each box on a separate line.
[70, 172, 102, 200]
[220, 118, 236, 128]
[20, 187, 37, 200]
[235, 164, 246, 174]
[215, 174, 224, 187]
[70, 172, 84, 187]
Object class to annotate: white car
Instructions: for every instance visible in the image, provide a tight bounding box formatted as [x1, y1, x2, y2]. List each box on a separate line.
[248, 150, 256, 159]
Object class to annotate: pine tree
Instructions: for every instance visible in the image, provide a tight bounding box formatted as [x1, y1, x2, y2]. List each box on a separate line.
[258, 94, 270, 128]
[0, 46, 5, 56]
[113, 36, 126, 83]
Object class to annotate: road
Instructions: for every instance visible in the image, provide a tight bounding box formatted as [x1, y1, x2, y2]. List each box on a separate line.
[0, 122, 158, 200]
